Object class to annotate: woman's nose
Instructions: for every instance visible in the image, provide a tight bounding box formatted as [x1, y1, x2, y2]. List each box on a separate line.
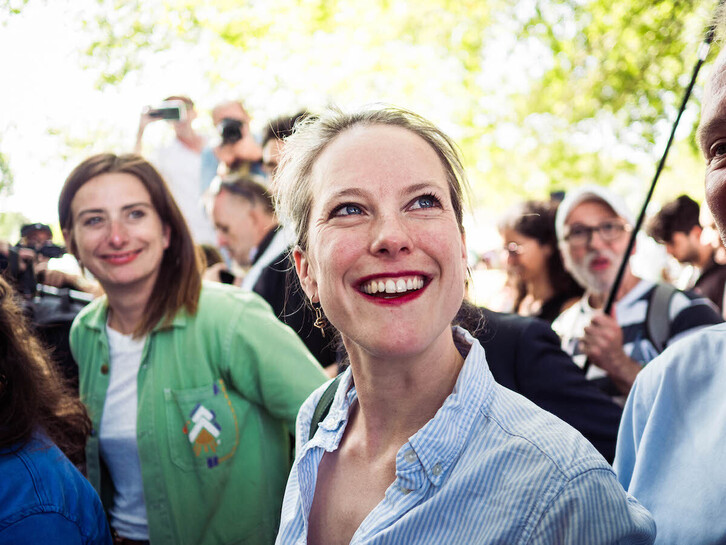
[370, 214, 413, 257]
[108, 220, 129, 248]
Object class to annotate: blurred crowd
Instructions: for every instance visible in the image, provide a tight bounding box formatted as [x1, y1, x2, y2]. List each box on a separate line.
[2, 69, 726, 544]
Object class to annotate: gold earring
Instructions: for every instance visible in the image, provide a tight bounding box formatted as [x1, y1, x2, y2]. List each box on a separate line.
[313, 304, 327, 337]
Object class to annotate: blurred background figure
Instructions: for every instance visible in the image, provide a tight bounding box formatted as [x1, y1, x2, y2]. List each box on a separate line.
[209, 174, 286, 286]
[498, 199, 583, 323]
[261, 111, 312, 179]
[647, 194, 726, 316]
[0, 222, 99, 390]
[134, 95, 216, 245]
[0, 275, 111, 544]
[553, 185, 721, 400]
[17, 222, 101, 297]
[207, 99, 264, 183]
[208, 173, 337, 372]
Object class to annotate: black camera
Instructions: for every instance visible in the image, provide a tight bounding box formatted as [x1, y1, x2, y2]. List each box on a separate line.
[16, 242, 66, 259]
[218, 118, 244, 145]
[36, 243, 66, 259]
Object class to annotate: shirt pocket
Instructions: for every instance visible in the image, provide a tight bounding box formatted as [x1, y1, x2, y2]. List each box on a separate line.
[164, 379, 240, 472]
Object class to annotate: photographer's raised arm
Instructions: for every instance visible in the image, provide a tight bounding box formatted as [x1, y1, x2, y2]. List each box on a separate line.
[134, 109, 157, 155]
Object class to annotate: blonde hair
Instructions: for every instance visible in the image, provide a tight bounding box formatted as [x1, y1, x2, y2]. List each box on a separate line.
[274, 106, 470, 251]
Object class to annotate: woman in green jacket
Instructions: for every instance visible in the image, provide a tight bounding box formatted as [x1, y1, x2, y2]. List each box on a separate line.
[58, 153, 327, 545]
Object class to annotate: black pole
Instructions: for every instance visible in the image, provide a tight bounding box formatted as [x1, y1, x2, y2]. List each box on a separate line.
[582, 11, 719, 374]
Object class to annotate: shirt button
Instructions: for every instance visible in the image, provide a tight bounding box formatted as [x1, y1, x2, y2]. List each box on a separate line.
[100, 364, 109, 374]
[400, 486, 412, 495]
[432, 463, 443, 476]
[404, 450, 416, 463]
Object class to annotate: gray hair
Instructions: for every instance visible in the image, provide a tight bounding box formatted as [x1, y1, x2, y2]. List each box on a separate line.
[274, 106, 470, 251]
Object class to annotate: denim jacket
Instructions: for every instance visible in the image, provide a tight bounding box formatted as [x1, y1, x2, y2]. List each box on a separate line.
[0, 432, 111, 544]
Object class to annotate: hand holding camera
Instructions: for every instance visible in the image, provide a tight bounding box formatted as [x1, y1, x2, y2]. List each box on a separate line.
[140, 99, 187, 125]
[134, 99, 191, 154]
[214, 117, 262, 170]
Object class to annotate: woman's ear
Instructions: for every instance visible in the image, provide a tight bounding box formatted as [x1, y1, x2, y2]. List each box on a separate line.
[293, 246, 319, 303]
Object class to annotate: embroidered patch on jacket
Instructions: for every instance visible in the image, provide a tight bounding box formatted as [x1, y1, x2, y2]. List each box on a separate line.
[183, 403, 222, 467]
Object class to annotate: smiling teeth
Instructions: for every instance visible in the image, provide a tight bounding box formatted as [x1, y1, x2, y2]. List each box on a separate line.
[362, 276, 425, 294]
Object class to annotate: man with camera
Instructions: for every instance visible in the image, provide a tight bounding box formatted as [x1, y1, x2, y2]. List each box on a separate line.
[134, 95, 216, 244]
[203, 100, 265, 186]
[0, 223, 100, 298]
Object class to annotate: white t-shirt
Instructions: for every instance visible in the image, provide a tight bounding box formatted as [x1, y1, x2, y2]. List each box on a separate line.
[99, 325, 149, 540]
[153, 138, 216, 244]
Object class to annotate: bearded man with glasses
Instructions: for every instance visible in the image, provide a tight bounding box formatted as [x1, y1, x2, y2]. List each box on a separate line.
[551, 185, 721, 403]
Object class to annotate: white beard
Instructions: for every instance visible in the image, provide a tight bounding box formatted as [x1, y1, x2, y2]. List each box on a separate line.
[562, 247, 621, 297]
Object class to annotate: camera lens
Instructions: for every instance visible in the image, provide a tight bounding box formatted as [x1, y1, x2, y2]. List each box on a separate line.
[219, 118, 243, 145]
[38, 244, 65, 259]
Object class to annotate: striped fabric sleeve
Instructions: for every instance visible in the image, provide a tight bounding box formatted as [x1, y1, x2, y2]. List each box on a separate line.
[530, 468, 656, 544]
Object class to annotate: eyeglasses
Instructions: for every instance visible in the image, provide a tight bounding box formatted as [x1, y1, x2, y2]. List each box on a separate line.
[564, 220, 631, 247]
[504, 242, 527, 256]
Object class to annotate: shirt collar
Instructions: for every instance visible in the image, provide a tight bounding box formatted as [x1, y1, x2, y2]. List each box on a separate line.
[407, 327, 493, 486]
[82, 295, 188, 332]
[310, 326, 495, 487]
[250, 225, 281, 265]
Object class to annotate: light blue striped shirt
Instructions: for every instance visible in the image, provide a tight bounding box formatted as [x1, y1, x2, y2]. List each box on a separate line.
[277, 327, 655, 544]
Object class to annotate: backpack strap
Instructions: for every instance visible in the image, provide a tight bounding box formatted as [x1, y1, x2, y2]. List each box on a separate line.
[645, 283, 677, 354]
[308, 374, 342, 441]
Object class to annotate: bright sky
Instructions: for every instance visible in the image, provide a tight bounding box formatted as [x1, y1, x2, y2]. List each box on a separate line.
[0, 0, 503, 247]
[0, 0, 708, 257]
[0, 1, 221, 229]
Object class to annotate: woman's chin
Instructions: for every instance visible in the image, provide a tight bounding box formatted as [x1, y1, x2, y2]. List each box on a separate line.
[344, 325, 452, 365]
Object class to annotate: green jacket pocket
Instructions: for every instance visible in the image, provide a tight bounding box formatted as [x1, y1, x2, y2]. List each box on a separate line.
[164, 379, 239, 471]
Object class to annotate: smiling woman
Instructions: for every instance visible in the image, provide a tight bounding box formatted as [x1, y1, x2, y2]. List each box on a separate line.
[274, 107, 656, 544]
[56, 153, 327, 545]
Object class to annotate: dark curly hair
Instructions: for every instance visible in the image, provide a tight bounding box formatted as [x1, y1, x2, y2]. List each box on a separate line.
[0, 276, 91, 465]
[646, 195, 700, 244]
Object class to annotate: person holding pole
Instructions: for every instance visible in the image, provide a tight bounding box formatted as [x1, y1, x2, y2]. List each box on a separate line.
[552, 185, 721, 402]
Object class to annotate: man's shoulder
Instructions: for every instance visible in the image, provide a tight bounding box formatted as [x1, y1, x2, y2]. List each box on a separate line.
[624, 280, 719, 323]
[198, 281, 270, 312]
[640, 322, 726, 383]
[476, 308, 557, 357]
[664, 283, 722, 327]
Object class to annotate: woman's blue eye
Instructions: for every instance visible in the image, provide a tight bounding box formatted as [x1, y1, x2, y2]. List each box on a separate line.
[129, 209, 146, 219]
[333, 204, 362, 216]
[83, 216, 103, 227]
[410, 194, 440, 210]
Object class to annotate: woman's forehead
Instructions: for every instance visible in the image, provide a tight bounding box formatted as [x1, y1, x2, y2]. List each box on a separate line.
[309, 124, 446, 195]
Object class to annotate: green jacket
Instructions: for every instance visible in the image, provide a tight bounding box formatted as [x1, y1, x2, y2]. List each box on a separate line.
[70, 282, 327, 545]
